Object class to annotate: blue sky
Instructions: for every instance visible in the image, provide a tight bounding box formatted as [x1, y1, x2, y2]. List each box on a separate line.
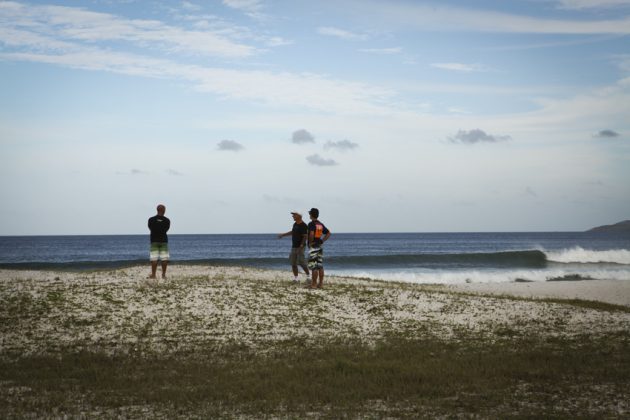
[1, 0, 629, 234]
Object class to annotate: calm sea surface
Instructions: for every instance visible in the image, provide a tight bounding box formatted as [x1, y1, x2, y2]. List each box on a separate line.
[1, 232, 629, 284]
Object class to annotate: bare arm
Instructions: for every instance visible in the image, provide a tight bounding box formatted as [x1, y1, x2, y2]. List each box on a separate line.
[277, 231, 292, 239]
[322, 232, 331, 243]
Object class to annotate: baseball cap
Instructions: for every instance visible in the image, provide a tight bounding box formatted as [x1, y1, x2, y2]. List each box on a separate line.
[290, 211, 302, 217]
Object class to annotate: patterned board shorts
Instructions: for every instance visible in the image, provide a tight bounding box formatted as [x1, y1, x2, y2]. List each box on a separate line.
[150, 242, 169, 261]
[308, 247, 324, 270]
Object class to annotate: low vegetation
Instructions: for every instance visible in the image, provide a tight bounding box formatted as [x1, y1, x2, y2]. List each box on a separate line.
[1, 266, 629, 418]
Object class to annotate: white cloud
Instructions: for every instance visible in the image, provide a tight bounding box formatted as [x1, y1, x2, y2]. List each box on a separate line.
[0, 1, 258, 58]
[555, 0, 630, 9]
[0, 35, 395, 116]
[431, 63, 487, 72]
[317, 26, 367, 40]
[181, 1, 201, 12]
[359, 47, 402, 54]
[355, 0, 630, 34]
[222, 0, 265, 19]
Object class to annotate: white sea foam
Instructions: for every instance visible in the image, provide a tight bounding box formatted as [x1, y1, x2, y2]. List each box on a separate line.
[544, 247, 630, 265]
[329, 268, 630, 284]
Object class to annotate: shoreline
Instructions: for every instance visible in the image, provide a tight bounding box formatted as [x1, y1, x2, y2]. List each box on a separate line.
[2, 264, 629, 306]
[450, 278, 630, 307]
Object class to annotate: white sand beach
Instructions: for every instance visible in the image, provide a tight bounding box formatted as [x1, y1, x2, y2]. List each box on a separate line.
[451, 279, 630, 307]
[1, 265, 629, 358]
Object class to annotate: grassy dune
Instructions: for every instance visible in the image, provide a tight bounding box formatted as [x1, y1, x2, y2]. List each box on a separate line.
[1, 266, 629, 418]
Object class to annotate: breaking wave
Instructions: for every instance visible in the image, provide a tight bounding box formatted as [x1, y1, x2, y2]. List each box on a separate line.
[545, 247, 630, 265]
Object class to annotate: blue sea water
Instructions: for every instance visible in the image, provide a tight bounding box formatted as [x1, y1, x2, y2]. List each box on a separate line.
[0, 232, 629, 284]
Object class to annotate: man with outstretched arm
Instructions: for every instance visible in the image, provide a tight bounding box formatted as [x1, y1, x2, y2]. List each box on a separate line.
[148, 204, 170, 279]
[307, 208, 331, 289]
[278, 211, 310, 282]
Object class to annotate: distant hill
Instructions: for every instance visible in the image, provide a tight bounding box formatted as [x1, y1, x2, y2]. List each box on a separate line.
[587, 220, 630, 233]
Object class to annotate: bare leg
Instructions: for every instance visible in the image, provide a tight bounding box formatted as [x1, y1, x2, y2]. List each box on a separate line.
[161, 261, 168, 279]
[292, 265, 299, 277]
[310, 270, 319, 288]
[301, 264, 310, 276]
[150, 261, 158, 279]
[317, 268, 324, 288]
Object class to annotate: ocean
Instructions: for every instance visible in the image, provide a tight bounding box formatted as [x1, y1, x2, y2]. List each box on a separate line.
[1, 232, 629, 284]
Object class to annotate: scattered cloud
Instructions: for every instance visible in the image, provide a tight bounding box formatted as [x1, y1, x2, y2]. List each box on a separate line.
[449, 129, 512, 144]
[131, 169, 147, 175]
[166, 169, 184, 176]
[217, 139, 244, 151]
[555, 0, 630, 9]
[317, 26, 367, 40]
[181, 1, 201, 12]
[594, 129, 620, 138]
[324, 139, 359, 151]
[292, 129, 315, 144]
[0, 3, 395, 117]
[431, 62, 487, 72]
[0, 2, 258, 58]
[306, 154, 337, 166]
[359, 47, 402, 54]
[356, 1, 630, 34]
[222, 0, 265, 19]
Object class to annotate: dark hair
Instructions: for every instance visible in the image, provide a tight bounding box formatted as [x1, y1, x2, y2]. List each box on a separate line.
[309, 208, 319, 218]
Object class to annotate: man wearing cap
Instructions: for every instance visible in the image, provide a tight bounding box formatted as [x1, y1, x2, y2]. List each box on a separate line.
[277, 211, 310, 282]
[307, 208, 331, 289]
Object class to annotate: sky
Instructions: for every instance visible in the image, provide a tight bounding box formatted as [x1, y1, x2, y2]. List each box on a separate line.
[0, 0, 629, 235]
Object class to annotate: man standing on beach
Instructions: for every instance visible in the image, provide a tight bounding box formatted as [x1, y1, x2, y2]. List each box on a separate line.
[148, 204, 170, 279]
[278, 212, 310, 282]
[307, 208, 330, 289]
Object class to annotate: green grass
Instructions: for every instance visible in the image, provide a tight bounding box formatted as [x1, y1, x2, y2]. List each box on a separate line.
[1, 333, 629, 418]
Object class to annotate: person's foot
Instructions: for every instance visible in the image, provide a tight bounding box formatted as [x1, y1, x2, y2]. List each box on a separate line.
[148, 275, 157, 279]
[293, 276, 299, 283]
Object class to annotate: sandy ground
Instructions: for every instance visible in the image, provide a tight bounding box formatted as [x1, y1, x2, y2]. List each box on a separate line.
[1, 265, 630, 417]
[1, 264, 629, 360]
[451, 279, 630, 306]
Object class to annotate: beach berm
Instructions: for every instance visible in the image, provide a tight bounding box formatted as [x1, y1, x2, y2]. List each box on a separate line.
[1, 265, 629, 417]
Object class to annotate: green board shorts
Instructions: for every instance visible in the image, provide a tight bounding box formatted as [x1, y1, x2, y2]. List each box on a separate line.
[150, 242, 169, 261]
[289, 247, 306, 266]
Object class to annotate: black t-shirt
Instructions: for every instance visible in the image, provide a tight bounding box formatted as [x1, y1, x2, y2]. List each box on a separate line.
[291, 222, 308, 248]
[308, 221, 329, 247]
[148, 215, 170, 243]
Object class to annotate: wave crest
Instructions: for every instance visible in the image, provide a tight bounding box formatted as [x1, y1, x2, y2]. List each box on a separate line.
[545, 247, 630, 265]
